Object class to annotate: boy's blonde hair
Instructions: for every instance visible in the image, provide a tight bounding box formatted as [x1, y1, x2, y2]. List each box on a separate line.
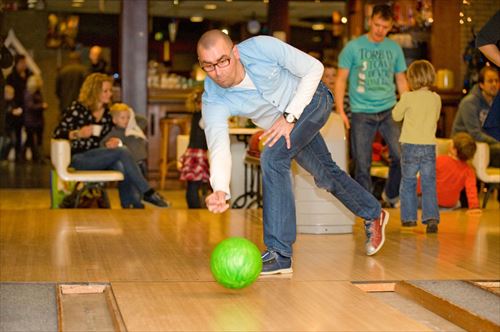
[407, 60, 435, 90]
[110, 103, 131, 118]
[452, 132, 476, 161]
[78, 73, 113, 111]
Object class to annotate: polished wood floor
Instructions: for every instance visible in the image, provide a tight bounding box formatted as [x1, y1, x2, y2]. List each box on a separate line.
[1, 188, 499, 331]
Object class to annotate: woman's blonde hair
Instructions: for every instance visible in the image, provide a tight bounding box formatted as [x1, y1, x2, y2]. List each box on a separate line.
[78, 73, 113, 111]
[26, 75, 43, 94]
[407, 60, 435, 90]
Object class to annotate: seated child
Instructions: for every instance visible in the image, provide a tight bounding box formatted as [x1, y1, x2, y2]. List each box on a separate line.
[179, 88, 210, 208]
[420, 132, 480, 213]
[101, 103, 148, 176]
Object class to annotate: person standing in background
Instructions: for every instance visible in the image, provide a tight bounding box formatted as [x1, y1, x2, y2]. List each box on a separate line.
[56, 51, 87, 115]
[0, 38, 13, 161]
[179, 88, 210, 209]
[23, 75, 47, 163]
[335, 4, 408, 208]
[322, 61, 351, 119]
[88, 45, 109, 75]
[6, 54, 31, 162]
[392, 60, 441, 233]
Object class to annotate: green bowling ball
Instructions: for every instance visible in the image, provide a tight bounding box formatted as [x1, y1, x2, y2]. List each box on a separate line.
[210, 237, 262, 289]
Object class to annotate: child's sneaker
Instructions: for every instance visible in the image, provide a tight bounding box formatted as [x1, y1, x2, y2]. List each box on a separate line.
[365, 209, 389, 256]
[260, 250, 293, 275]
[426, 220, 439, 233]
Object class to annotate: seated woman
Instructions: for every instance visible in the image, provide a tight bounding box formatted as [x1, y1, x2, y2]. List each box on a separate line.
[53, 73, 169, 208]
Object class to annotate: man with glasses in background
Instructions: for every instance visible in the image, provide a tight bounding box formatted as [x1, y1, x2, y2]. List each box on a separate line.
[197, 29, 388, 275]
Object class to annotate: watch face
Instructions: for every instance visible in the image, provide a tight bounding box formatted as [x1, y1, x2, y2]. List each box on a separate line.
[286, 113, 295, 123]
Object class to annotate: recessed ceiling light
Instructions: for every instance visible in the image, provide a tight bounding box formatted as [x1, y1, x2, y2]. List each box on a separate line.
[204, 4, 217, 10]
[190, 16, 204, 23]
[341, 17, 348, 24]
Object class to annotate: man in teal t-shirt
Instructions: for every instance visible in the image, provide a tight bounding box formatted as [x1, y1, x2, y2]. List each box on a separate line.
[335, 4, 408, 206]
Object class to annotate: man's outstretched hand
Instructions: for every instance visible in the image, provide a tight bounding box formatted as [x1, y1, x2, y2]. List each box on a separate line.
[205, 190, 230, 213]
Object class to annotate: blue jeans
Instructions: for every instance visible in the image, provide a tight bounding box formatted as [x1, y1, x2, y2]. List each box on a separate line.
[260, 82, 381, 257]
[351, 110, 401, 200]
[400, 144, 439, 223]
[71, 147, 149, 208]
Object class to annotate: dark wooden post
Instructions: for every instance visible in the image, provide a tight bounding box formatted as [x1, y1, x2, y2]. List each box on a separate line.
[120, 0, 148, 116]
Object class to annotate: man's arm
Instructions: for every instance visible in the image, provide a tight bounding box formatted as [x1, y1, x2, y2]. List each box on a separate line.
[395, 72, 409, 96]
[478, 44, 500, 67]
[334, 68, 350, 128]
[255, 36, 323, 120]
[476, 10, 500, 67]
[391, 94, 408, 122]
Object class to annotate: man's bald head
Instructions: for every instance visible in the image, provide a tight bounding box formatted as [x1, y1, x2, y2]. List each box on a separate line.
[197, 29, 233, 54]
[89, 45, 103, 64]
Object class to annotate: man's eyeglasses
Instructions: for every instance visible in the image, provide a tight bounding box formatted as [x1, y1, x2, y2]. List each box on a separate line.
[200, 53, 232, 72]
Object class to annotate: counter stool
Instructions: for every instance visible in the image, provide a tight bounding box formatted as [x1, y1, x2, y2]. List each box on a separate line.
[159, 116, 191, 190]
[231, 154, 262, 209]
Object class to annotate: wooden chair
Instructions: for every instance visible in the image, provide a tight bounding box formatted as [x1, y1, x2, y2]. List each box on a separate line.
[50, 139, 124, 208]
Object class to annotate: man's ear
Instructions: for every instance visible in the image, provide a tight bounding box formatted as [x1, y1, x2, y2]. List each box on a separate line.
[233, 45, 240, 60]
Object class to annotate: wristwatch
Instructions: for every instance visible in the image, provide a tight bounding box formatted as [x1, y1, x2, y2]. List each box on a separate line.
[283, 112, 297, 124]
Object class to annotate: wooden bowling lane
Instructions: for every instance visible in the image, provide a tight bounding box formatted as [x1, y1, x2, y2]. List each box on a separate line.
[1, 207, 499, 283]
[110, 280, 431, 331]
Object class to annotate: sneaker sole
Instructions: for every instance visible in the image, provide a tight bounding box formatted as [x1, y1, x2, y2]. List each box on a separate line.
[367, 210, 389, 256]
[260, 267, 293, 275]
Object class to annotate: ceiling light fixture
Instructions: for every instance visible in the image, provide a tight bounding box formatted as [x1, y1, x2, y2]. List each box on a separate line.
[190, 16, 204, 23]
[204, 4, 217, 10]
[312, 23, 325, 31]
